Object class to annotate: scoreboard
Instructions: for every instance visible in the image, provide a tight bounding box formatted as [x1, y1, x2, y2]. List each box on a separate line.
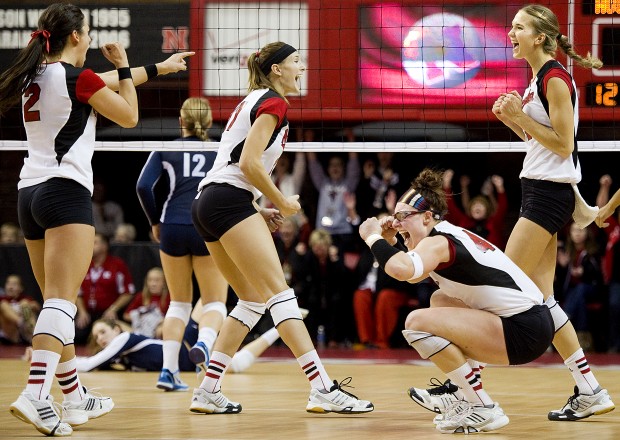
[188, 0, 617, 123]
[577, 0, 620, 113]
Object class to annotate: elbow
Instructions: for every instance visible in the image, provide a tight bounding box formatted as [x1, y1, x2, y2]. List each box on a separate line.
[121, 115, 139, 128]
[385, 262, 411, 282]
[239, 158, 257, 177]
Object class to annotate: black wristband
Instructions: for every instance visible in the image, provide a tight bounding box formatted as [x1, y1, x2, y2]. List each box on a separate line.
[117, 67, 132, 81]
[145, 64, 158, 80]
[370, 239, 401, 270]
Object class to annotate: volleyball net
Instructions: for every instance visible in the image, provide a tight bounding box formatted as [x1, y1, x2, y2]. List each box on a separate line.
[0, 0, 618, 151]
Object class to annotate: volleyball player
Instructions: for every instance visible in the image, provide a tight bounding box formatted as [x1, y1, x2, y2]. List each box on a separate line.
[359, 168, 554, 434]
[137, 97, 228, 392]
[190, 41, 373, 414]
[74, 301, 301, 374]
[492, 4, 614, 421]
[0, 3, 192, 435]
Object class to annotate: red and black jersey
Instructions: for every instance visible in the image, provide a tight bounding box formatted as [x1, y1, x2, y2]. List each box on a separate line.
[199, 89, 289, 200]
[19, 62, 106, 194]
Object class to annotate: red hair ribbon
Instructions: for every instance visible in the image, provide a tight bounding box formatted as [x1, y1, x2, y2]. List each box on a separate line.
[30, 30, 51, 53]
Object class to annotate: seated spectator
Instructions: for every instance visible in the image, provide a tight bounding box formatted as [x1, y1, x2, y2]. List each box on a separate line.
[112, 223, 137, 244]
[274, 218, 306, 291]
[298, 229, 354, 347]
[0, 274, 40, 344]
[0, 222, 22, 244]
[442, 169, 508, 249]
[75, 233, 135, 344]
[554, 222, 602, 352]
[92, 179, 125, 239]
[123, 267, 170, 338]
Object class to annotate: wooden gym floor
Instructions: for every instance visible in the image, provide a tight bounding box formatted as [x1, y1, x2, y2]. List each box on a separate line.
[1, 349, 619, 439]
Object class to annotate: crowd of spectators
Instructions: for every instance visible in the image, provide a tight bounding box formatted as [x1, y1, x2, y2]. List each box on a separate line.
[2, 154, 620, 353]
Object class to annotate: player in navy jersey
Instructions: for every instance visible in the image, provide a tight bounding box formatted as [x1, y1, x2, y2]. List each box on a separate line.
[0, 3, 192, 436]
[492, 4, 614, 421]
[359, 168, 554, 434]
[73, 302, 295, 374]
[136, 97, 229, 392]
[190, 41, 373, 415]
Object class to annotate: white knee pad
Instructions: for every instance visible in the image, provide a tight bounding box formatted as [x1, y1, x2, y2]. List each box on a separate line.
[402, 329, 451, 359]
[165, 301, 192, 325]
[545, 295, 569, 333]
[229, 300, 266, 331]
[202, 301, 228, 321]
[266, 289, 302, 327]
[34, 299, 77, 345]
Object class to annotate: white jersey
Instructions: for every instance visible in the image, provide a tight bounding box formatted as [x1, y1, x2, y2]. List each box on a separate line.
[519, 60, 581, 184]
[18, 62, 106, 194]
[428, 221, 544, 317]
[198, 89, 289, 200]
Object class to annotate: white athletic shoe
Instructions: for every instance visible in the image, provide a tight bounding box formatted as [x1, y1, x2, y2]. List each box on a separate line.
[306, 378, 374, 414]
[408, 378, 460, 414]
[436, 401, 509, 434]
[9, 391, 73, 436]
[548, 386, 615, 421]
[189, 388, 242, 414]
[61, 387, 115, 426]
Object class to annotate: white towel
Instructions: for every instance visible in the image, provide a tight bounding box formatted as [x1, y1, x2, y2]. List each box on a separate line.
[572, 184, 599, 229]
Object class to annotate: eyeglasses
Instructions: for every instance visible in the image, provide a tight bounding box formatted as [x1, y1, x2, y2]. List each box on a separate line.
[393, 210, 426, 222]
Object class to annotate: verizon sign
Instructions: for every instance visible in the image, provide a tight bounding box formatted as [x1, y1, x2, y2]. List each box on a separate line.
[201, 2, 308, 96]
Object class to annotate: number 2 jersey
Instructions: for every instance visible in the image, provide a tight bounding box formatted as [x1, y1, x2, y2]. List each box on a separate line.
[428, 221, 544, 317]
[198, 88, 289, 201]
[18, 62, 106, 194]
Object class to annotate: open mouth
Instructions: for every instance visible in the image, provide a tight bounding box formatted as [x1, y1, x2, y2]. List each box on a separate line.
[399, 230, 411, 247]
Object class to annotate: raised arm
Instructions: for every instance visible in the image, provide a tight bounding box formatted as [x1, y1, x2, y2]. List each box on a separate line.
[98, 52, 194, 91]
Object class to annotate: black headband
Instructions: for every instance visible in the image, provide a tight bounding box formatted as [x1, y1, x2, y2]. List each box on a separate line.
[259, 44, 297, 76]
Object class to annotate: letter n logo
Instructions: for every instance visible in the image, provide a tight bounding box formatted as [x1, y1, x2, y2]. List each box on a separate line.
[162, 26, 189, 53]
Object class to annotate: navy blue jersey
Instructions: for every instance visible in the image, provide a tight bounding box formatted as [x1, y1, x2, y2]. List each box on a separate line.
[136, 137, 217, 225]
[77, 320, 198, 372]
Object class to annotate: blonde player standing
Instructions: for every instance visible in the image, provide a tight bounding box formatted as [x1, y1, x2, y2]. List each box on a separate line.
[190, 41, 373, 414]
[493, 4, 614, 421]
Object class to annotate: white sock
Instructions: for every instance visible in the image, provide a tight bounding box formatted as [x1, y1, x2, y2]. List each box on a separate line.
[200, 351, 232, 393]
[297, 350, 332, 391]
[56, 358, 85, 402]
[446, 363, 493, 407]
[565, 349, 600, 394]
[198, 327, 218, 354]
[162, 340, 181, 372]
[25, 350, 61, 400]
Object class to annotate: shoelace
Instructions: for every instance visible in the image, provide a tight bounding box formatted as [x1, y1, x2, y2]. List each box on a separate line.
[426, 378, 455, 395]
[442, 400, 474, 423]
[50, 398, 69, 422]
[333, 377, 360, 399]
[566, 387, 582, 410]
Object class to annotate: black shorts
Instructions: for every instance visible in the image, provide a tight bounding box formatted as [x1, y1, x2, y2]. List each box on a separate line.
[159, 223, 209, 257]
[501, 304, 554, 365]
[520, 178, 574, 235]
[18, 178, 93, 240]
[191, 183, 256, 242]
